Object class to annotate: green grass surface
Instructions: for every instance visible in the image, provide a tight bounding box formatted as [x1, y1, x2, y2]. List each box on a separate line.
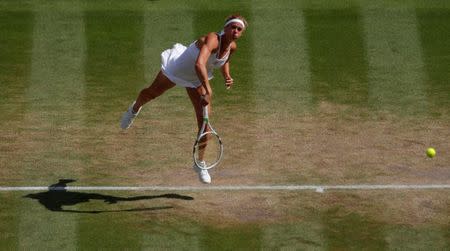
[0, 0, 449, 249]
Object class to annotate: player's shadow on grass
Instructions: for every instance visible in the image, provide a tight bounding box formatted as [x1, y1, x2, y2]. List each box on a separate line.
[23, 179, 193, 214]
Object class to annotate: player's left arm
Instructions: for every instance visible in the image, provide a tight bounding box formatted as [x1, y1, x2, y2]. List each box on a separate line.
[221, 42, 237, 89]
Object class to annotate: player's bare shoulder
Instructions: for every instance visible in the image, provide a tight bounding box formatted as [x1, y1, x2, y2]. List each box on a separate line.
[196, 32, 219, 50]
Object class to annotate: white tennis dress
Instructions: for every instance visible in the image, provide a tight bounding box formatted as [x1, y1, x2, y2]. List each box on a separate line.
[161, 33, 230, 88]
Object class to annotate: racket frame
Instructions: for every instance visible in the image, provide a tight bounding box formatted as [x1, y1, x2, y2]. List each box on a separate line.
[192, 105, 224, 170]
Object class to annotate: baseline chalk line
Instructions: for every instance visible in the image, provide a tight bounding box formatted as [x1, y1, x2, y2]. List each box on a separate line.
[0, 184, 450, 192]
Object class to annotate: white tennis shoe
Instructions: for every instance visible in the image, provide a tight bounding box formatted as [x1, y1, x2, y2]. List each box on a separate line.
[193, 161, 211, 184]
[120, 101, 141, 129]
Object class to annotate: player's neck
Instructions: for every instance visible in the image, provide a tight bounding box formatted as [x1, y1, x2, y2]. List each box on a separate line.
[220, 34, 233, 48]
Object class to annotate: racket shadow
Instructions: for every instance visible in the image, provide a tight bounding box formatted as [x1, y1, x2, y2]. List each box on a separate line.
[23, 179, 194, 213]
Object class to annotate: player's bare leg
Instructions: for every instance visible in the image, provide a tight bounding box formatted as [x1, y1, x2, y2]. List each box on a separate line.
[120, 71, 175, 129]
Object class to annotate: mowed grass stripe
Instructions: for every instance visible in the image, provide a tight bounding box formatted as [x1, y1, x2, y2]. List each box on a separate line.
[22, 6, 87, 179]
[19, 5, 86, 250]
[251, 7, 317, 247]
[81, 10, 147, 180]
[0, 10, 34, 250]
[0, 11, 34, 180]
[249, 1, 314, 183]
[382, 226, 450, 250]
[79, 9, 147, 250]
[416, 8, 450, 117]
[304, 6, 369, 106]
[0, 11, 33, 124]
[362, 7, 428, 115]
[140, 9, 203, 250]
[83, 10, 145, 123]
[252, 1, 312, 112]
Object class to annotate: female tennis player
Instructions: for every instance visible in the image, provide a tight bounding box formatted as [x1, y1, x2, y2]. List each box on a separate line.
[120, 14, 248, 184]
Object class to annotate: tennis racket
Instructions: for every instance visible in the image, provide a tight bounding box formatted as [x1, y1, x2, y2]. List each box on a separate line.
[193, 105, 223, 170]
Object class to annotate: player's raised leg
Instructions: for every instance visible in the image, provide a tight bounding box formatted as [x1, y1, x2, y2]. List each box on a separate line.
[120, 71, 175, 129]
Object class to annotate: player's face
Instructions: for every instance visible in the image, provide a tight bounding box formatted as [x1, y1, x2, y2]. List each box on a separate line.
[225, 22, 245, 40]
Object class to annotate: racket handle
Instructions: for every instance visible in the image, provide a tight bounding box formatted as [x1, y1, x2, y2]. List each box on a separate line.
[203, 105, 209, 121]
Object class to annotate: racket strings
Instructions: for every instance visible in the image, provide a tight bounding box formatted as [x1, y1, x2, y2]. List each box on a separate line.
[194, 132, 222, 169]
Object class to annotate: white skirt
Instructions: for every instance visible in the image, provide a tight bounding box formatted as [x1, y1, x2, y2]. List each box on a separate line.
[161, 43, 213, 88]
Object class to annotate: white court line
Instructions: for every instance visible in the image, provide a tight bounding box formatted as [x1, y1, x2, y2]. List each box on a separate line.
[1, 184, 450, 192]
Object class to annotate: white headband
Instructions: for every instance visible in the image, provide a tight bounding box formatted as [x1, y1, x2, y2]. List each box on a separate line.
[224, 18, 245, 29]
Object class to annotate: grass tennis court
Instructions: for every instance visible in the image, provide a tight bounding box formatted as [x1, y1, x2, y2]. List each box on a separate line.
[1, 0, 449, 249]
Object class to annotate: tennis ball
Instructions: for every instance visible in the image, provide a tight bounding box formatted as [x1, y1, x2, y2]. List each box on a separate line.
[426, 148, 436, 158]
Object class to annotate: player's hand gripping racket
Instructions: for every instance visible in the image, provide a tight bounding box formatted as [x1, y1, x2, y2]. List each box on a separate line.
[193, 105, 223, 170]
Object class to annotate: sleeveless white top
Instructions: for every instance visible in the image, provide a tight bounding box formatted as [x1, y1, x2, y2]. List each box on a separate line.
[161, 34, 230, 88]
